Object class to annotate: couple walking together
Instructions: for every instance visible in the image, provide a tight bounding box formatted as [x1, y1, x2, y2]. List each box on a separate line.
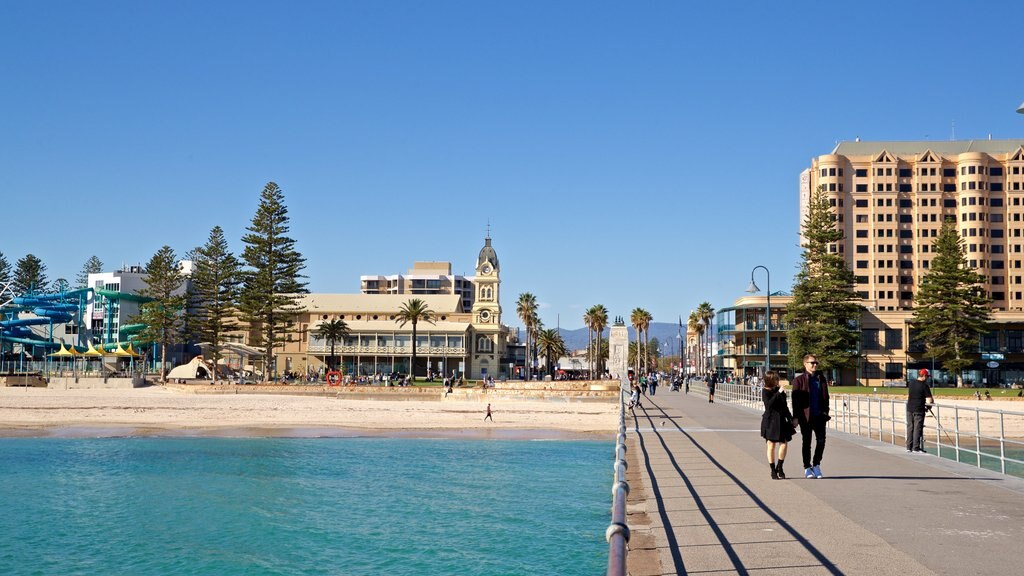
[760, 354, 829, 480]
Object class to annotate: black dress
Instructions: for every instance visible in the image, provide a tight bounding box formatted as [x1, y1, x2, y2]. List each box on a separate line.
[761, 388, 795, 442]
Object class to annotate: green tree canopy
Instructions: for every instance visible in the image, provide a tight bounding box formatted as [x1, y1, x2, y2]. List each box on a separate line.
[13, 254, 48, 294]
[76, 255, 105, 288]
[395, 298, 435, 381]
[911, 218, 991, 385]
[785, 186, 862, 377]
[536, 328, 567, 377]
[516, 292, 538, 379]
[315, 319, 350, 371]
[238, 182, 308, 379]
[0, 251, 12, 289]
[135, 246, 186, 383]
[189, 226, 241, 384]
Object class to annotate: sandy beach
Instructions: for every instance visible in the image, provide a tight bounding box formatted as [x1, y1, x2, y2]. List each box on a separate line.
[0, 386, 620, 439]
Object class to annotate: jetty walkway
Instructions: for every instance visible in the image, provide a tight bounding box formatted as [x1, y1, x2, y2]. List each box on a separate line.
[622, 388, 1024, 576]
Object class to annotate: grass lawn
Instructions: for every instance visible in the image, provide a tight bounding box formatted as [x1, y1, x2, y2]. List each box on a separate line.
[831, 385, 1024, 399]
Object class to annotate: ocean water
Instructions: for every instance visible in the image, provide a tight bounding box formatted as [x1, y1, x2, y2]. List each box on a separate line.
[0, 438, 611, 575]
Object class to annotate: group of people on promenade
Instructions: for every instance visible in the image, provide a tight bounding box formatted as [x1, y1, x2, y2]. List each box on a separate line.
[759, 354, 829, 480]
[759, 353, 943, 480]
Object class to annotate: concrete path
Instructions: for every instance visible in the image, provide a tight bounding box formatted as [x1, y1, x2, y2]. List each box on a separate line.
[623, 388, 1024, 576]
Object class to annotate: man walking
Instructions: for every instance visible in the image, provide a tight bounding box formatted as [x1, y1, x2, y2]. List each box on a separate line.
[791, 354, 830, 479]
[906, 368, 934, 453]
[484, 403, 494, 422]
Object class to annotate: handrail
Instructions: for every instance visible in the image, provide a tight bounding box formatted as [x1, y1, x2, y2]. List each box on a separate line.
[689, 380, 1024, 478]
[606, 378, 630, 576]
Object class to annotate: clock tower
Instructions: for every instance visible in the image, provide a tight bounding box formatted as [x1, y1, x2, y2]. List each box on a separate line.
[470, 235, 502, 378]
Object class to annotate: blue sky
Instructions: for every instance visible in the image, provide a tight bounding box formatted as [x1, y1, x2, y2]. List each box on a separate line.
[2, 1, 1023, 329]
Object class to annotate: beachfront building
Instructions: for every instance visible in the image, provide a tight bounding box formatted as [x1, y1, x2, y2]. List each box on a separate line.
[803, 139, 1024, 386]
[361, 261, 475, 311]
[276, 236, 513, 380]
[715, 295, 793, 380]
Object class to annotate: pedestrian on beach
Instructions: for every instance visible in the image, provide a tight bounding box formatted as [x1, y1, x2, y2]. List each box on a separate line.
[906, 368, 934, 453]
[484, 403, 493, 422]
[760, 371, 794, 479]
[791, 354, 830, 479]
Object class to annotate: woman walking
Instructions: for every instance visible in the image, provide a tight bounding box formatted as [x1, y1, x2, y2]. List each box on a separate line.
[760, 371, 795, 479]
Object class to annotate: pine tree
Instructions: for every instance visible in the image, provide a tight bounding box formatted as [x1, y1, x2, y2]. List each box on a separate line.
[13, 254, 48, 294]
[76, 256, 105, 288]
[911, 218, 991, 387]
[135, 246, 186, 383]
[785, 186, 863, 378]
[189, 226, 241, 384]
[0, 251, 11, 288]
[238, 182, 308, 379]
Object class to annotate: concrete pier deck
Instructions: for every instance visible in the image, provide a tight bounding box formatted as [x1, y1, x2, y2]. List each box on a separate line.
[623, 389, 1024, 576]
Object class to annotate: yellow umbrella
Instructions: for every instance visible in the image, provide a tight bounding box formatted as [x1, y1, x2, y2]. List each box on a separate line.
[48, 344, 76, 357]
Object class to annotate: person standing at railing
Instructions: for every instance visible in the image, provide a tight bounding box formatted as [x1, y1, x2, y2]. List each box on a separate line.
[791, 354, 830, 479]
[760, 371, 795, 479]
[906, 369, 934, 453]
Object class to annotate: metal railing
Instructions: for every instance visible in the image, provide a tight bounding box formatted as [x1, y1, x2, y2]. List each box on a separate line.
[690, 380, 1024, 478]
[605, 380, 630, 576]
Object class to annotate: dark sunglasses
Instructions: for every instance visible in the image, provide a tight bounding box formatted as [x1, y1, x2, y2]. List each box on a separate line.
[807, 361, 818, 365]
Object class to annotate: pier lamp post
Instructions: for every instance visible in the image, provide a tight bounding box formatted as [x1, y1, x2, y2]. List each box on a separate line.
[746, 266, 771, 376]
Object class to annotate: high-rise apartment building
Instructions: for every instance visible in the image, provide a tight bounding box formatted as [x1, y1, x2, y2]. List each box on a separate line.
[807, 139, 1024, 311]
[805, 139, 1024, 386]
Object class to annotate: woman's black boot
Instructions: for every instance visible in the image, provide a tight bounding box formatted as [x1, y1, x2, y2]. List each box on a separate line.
[770, 463, 779, 480]
[776, 460, 786, 479]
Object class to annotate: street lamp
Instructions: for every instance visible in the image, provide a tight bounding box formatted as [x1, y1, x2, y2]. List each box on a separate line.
[746, 265, 771, 376]
[676, 319, 683, 377]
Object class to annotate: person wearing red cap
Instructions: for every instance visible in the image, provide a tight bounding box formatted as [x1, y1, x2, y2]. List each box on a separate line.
[906, 368, 934, 453]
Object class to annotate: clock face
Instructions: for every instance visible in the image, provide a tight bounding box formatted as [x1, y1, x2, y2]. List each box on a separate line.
[480, 310, 491, 322]
[481, 264, 491, 275]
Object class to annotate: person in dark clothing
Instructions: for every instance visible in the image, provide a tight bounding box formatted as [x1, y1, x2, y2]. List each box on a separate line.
[707, 373, 716, 403]
[760, 371, 795, 479]
[791, 354, 830, 479]
[906, 368, 934, 453]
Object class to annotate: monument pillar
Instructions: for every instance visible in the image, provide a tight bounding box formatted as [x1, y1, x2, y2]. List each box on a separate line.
[608, 316, 628, 381]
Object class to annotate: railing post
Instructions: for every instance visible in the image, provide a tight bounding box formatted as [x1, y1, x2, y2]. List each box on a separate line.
[999, 412, 1006, 476]
[954, 405, 961, 463]
[606, 381, 630, 576]
[975, 406, 982, 469]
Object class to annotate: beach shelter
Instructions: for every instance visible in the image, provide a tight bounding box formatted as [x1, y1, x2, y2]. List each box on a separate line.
[81, 344, 104, 375]
[48, 343, 78, 374]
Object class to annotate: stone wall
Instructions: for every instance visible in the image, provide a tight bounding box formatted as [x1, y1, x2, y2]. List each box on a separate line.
[165, 379, 620, 402]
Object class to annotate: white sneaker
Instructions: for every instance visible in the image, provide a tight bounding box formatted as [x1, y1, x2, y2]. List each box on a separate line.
[812, 465, 823, 479]
[804, 467, 815, 479]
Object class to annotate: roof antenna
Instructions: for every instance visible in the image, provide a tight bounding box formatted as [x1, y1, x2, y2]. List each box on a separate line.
[951, 120, 955, 141]
[486, 219, 491, 239]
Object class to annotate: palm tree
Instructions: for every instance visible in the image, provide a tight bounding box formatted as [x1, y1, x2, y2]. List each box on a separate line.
[688, 311, 704, 374]
[639, 309, 653, 373]
[516, 293, 538, 380]
[315, 319, 349, 371]
[591, 305, 609, 376]
[630, 308, 644, 375]
[395, 298, 435, 382]
[583, 308, 597, 378]
[535, 328, 567, 378]
[696, 302, 715, 376]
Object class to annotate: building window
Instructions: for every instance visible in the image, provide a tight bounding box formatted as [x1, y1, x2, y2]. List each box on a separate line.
[861, 329, 879, 350]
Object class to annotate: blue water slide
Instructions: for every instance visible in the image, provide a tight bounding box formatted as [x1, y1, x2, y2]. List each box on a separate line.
[0, 335, 60, 349]
[0, 317, 52, 328]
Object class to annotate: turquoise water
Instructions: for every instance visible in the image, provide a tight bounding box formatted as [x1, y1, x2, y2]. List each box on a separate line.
[0, 438, 611, 575]
[934, 444, 1024, 478]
